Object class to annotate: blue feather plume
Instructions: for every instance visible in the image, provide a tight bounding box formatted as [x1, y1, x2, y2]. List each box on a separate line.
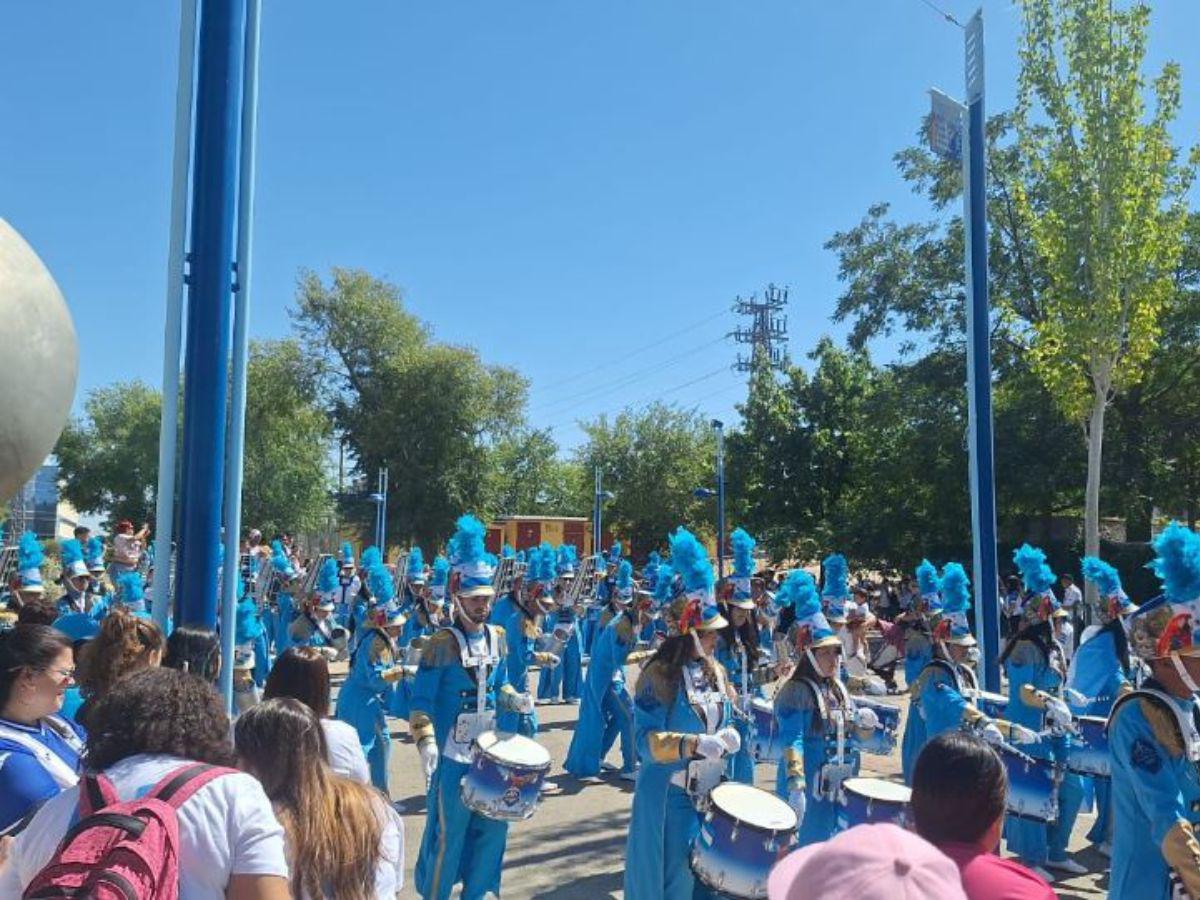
[617, 559, 633, 591]
[430, 555, 450, 587]
[341, 541, 354, 565]
[1149, 523, 1200, 603]
[407, 547, 425, 579]
[822, 553, 850, 598]
[669, 528, 713, 594]
[450, 515, 487, 565]
[368, 564, 395, 605]
[117, 571, 144, 604]
[1013, 544, 1055, 594]
[939, 563, 971, 613]
[85, 536, 104, 564]
[18, 531, 43, 570]
[60, 539, 84, 569]
[1081, 557, 1124, 598]
[502, 544, 515, 559]
[317, 557, 339, 593]
[608, 541, 622, 562]
[731, 528, 755, 579]
[653, 564, 675, 604]
[361, 546, 382, 570]
[916, 559, 940, 596]
[778, 569, 820, 616]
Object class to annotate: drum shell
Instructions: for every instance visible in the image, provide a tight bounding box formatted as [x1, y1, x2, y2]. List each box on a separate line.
[690, 787, 796, 900]
[461, 737, 551, 821]
[1065, 715, 1110, 777]
[750, 698, 779, 763]
[977, 691, 1008, 721]
[997, 744, 1061, 823]
[836, 779, 911, 831]
[850, 697, 900, 756]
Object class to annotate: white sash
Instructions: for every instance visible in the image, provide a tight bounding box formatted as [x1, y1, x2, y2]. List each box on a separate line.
[0, 715, 82, 791]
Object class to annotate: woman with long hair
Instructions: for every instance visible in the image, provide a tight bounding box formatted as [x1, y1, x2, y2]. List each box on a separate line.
[0, 625, 86, 837]
[75, 606, 164, 728]
[162, 625, 222, 684]
[624, 528, 741, 900]
[263, 646, 370, 783]
[235, 698, 402, 899]
[772, 569, 879, 847]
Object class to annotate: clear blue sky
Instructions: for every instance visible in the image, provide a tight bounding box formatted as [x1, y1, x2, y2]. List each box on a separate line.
[3, 1, 1198, 453]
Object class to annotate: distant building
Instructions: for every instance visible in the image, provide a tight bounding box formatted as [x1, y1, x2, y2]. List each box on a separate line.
[486, 515, 616, 557]
[8, 458, 78, 540]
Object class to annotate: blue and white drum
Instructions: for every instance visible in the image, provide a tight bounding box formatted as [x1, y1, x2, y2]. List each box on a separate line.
[1065, 715, 1110, 778]
[998, 742, 1061, 822]
[976, 690, 1008, 720]
[460, 731, 551, 821]
[750, 697, 779, 763]
[837, 777, 911, 830]
[851, 696, 900, 756]
[691, 782, 797, 900]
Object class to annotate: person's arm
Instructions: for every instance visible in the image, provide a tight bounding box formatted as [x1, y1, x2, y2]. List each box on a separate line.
[226, 875, 290, 900]
[0, 753, 64, 837]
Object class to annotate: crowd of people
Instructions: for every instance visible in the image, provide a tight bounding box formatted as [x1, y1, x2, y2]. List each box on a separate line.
[1, 510, 1199, 899]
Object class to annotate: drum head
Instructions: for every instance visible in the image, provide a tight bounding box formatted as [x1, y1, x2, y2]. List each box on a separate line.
[477, 730, 552, 767]
[709, 782, 797, 831]
[842, 778, 911, 804]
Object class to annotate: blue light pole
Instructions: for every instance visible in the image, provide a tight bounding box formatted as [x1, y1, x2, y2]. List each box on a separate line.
[713, 419, 726, 580]
[176, 0, 248, 628]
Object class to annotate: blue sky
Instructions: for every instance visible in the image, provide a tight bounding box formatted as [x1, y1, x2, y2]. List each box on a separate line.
[3, 1, 1198, 453]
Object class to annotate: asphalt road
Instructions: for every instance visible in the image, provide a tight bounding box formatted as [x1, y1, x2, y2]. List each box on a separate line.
[372, 666, 1109, 899]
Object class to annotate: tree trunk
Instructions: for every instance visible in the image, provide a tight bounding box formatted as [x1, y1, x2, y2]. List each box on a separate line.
[1084, 385, 1108, 606]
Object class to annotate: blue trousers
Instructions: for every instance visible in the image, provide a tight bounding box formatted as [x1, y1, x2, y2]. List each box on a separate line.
[599, 685, 636, 772]
[416, 758, 509, 900]
[1006, 771, 1084, 865]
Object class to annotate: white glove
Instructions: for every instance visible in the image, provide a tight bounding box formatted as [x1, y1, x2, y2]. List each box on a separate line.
[695, 734, 726, 760]
[787, 786, 807, 823]
[419, 739, 439, 782]
[716, 726, 742, 755]
[1044, 698, 1073, 730]
[980, 722, 1004, 745]
[1009, 724, 1039, 745]
[514, 692, 535, 715]
[543, 653, 561, 669]
[1064, 687, 1089, 708]
[854, 706, 880, 731]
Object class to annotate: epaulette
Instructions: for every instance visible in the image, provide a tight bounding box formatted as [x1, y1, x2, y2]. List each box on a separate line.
[421, 629, 458, 667]
[615, 614, 635, 645]
[909, 658, 959, 698]
[639, 657, 677, 706]
[1138, 697, 1186, 760]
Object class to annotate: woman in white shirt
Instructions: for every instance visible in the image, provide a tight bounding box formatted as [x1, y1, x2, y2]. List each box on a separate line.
[234, 698, 403, 899]
[0, 667, 290, 900]
[262, 645, 370, 783]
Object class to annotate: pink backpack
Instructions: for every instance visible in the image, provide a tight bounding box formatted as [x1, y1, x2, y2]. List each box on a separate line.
[23, 762, 236, 900]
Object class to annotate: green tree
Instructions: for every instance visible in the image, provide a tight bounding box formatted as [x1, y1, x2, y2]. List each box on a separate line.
[483, 428, 589, 518]
[575, 403, 716, 556]
[1013, 0, 1198, 582]
[241, 339, 332, 536]
[55, 381, 162, 528]
[293, 268, 529, 550]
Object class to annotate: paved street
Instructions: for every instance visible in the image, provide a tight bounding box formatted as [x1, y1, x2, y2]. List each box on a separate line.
[374, 667, 1109, 899]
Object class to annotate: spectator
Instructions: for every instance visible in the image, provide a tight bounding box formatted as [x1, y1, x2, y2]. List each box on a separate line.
[109, 518, 150, 579]
[768, 822, 966, 899]
[0, 667, 290, 899]
[0, 625, 86, 837]
[72, 525, 90, 543]
[262, 646, 370, 783]
[15, 595, 58, 627]
[164, 625, 222, 684]
[912, 731, 1056, 899]
[235, 698, 402, 898]
[75, 607, 165, 728]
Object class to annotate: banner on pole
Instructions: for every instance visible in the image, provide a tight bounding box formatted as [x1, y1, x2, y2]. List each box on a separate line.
[928, 89, 965, 162]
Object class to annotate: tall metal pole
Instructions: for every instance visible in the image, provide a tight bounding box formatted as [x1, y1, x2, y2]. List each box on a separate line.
[379, 466, 388, 557]
[714, 420, 726, 580]
[218, 0, 262, 712]
[962, 10, 1000, 691]
[594, 466, 603, 555]
[150, 0, 199, 630]
[176, 0, 248, 629]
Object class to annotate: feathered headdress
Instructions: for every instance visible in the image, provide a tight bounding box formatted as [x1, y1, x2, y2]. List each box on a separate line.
[1148, 524, 1200, 605]
[361, 546, 382, 571]
[60, 538, 87, 579]
[407, 547, 426, 584]
[608, 541, 622, 565]
[729, 528, 756, 606]
[271, 539, 296, 578]
[429, 555, 450, 595]
[821, 553, 850, 622]
[368, 563, 396, 606]
[116, 571, 144, 607]
[915, 559, 940, 599]
[449, 514, 494, 597]
[1082, 555, 1135, 622]
[502, 543, 515, 559]
[18, 531, 44, 591]
[652, 564, 675, 607]
[317, 557, 339, 595]
[339, 541, 355, 568]
[671, 527, 724, 632]
[557, 544, 577, 577]
[1129, 524, 1200, 659]
[782, 569, 839, 651]
[935, 562, 974, 645]
[1013, 543, 1057, 622]
[616, 559, 634, 598]
[643, 550, 662, 588]
[85, 536, 106, 572]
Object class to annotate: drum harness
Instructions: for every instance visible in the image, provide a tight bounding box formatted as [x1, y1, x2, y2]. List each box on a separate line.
[794, 676, 855, 803]
[441, 625, 502, 765]
[671, 661, 730, 806]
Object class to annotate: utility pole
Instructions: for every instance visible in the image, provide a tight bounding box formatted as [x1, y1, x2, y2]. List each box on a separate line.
[732, 283, 789, 376]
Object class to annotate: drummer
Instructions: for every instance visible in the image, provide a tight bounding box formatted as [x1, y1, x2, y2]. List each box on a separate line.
[1001, 545, 1085, 882]
[289, 585, 341, 658]
[268, 540, 305, 657]
[411, 515, 535, 900]
[899, 559, 941, 688]
[1069, 556, 1136, 856]
[623, 527, 741, 900]
[1109, 523, 1200, 899]
[334, 541, 359, 625]
[901, 563, 1033, 782]
[495, 544, 560, 737]
[772, 569, 880, 846]
[716, 528, 763, 785]
[538, 545, 585, 704]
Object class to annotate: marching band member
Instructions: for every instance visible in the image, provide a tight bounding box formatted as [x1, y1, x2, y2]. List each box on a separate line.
[564, 558, 647, 781]
[716, 527, 762, 784]
[391, 555, 449, 721]
[350, 546, 381, 637]
[1068, 556, 1136, 855]
[336, 561, 405, 794]
[234, 576, 270, 690]
[401, 546, 428, 609]
[411, 515, 534, 900]
[584, 543, 621, 654]
[1109, 523, 1200, 899]
[772, 569, 878, 847]
[624, 527, 740, 900]
[335, 541, 360, 624]
[268, 539, 302, 657]
[54, 539, 95, 618]
[495, 543, 560, 737]
[290, 577, 341, 658]
[539, 545, 584, 704]
[83, 537, 111, 619]
[1001, 544, 1084, 881]
[901, 559, 941, 688]
[14, 531, 46, 606]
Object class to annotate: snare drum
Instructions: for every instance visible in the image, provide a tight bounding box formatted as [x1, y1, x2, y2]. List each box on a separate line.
[851, 697, 900, 756]
[976, 690, 1008, 720]
[461, 731, 552, 821]
[998, 743, 1061, 822]
[837, 778, 911, 830]
[1066, 715, 1110, 777]
[750, 697, 779, 763]
[691, 782, 797, 900]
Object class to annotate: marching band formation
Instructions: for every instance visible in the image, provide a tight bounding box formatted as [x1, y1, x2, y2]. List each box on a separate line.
[6, 513, 1200, 899]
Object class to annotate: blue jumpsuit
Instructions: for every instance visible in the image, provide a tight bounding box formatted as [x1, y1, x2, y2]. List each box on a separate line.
[334, 626, 398, 793]
[272, 590, 295, 656]
[235, 597, 270, 687]
[538, 608, 584, 703]
[564, 610, 639, 778]
[1003, 635, 1084, 867]
[624, 657, 731, 900]
[773, 676, 864, 847]
[494, 605, 548, 736]
[901, 657, 981, 783]
[715, 632, 760, 784]
[411, 625, 522, 900]
[1108, 685, 1200, 900]
[1067, 621, 1129, 847]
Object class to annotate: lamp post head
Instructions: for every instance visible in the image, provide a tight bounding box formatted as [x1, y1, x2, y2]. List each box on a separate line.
[711, 419, 724, 430]
[693, 488, 717, 500]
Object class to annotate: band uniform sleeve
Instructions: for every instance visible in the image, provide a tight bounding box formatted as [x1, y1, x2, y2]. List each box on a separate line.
[1111, 697, 1200, 894]
[634, 662, 696, 764]
[775, 682, 814, 790]
[409, 631, 452, 744]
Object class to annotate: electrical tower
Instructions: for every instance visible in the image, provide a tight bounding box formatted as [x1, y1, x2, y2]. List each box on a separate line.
[731, 283, 789, 375]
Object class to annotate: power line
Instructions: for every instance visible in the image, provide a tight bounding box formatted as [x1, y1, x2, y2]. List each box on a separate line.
[543, 364, 730, 433]
[915, 0, 964, 28]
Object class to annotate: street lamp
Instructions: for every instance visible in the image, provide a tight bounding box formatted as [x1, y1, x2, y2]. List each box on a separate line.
[593, 465, 614, 556]
[712, 419, 726, 579]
